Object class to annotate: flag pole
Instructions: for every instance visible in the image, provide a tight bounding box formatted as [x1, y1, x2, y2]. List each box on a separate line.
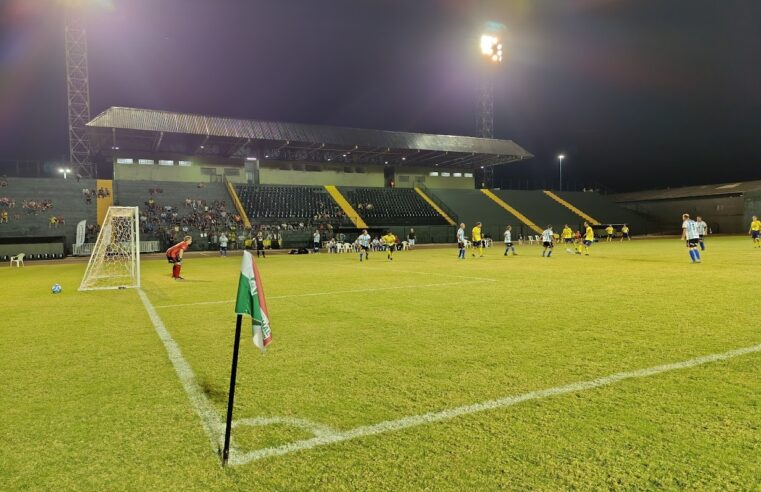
[222, 314, 243, 466]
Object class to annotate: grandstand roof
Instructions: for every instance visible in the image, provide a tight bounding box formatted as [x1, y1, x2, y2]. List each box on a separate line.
[87, 107, 532, 169]
[613, 180, 761, 202]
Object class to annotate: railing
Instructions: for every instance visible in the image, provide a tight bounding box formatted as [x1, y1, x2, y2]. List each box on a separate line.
[73, 240, 161, 256]
[225, 178, 252, 229]
[415, 183, 460, 223]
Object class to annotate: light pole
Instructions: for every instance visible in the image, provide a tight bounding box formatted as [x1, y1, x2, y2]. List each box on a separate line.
[59, 168, 72, 179]
[557, 154, 565, 191]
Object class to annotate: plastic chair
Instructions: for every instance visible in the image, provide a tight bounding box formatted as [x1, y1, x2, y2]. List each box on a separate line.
[10, 253, 25, 267]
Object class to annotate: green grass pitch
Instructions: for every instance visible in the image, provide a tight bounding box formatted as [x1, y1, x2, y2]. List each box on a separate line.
[2, 237, 760, 490]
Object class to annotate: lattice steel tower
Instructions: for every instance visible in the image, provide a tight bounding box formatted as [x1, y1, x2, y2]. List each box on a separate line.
[65, 9, 94, 178]
[477, 73, 495, 139]
[477, 30, 503, 187]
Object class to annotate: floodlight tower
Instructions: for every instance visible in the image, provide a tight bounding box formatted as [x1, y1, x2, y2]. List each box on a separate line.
[64, 6, 94, 178]
[477, 25, 504, 188]
[477, 33, 503, 139]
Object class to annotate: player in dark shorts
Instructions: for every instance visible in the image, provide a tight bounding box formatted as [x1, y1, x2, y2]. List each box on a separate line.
[166, 235, 192, 280]
[256, 233, 266, 258]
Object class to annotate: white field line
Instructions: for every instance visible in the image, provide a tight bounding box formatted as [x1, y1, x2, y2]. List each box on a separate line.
[137, 289, 228, 454]
[228, 342, 761, 465]
[153, 279, 491, 309]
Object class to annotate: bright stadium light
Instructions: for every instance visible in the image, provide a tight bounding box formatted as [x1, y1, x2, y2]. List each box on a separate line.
[58, 167, 72, 179]
[558, 154, 566, 191]
[480, 34, 502, 63]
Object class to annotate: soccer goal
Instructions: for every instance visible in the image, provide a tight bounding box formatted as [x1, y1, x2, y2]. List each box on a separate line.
[79, 206, 141, 291]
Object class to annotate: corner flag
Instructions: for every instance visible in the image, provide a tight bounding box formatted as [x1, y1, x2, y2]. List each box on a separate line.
[235, 251, 272, 352]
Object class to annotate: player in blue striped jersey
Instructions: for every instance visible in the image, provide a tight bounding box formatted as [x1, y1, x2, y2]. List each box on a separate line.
[681, 213, 701, 263]
[695, 216, 708, 251]
[503, 226, 517, 256]
[357, 229, 371, 262]
[541, 225, 554, 257]
[456, 223, 466, 259]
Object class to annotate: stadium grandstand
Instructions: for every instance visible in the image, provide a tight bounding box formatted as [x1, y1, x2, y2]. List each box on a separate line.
[1, 106, 662, 258]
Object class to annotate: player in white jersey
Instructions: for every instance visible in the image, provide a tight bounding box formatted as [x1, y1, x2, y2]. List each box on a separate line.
[456, 223, 466, 259]
[357, 229, 371, 262]
[695, 215, 708, 251]
[503, 225, 517, 256]
[541, 225, 554, 257]
[681, 213, 701, 263]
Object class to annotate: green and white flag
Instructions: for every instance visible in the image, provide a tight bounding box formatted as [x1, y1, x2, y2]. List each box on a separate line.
[235, 251, 272, 352]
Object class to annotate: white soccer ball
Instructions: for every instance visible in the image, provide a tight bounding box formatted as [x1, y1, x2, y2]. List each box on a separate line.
[51, 283, 62, 294]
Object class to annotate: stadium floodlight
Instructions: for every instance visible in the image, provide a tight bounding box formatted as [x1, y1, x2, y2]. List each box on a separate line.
[58, 168, 72, 179]
[558, 154, 566, 191]
[480, 34, 503, 63]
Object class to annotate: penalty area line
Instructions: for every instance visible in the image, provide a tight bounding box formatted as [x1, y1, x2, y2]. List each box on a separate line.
[154, 279, 488, 309]
[228, 341, 761, 465]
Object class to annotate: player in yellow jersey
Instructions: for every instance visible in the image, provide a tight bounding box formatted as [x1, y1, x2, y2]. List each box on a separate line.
[605, 224, 614, 242]
[750, 216, 761, 248]
[620, 224, 630, 242]
[582, 221, 594, 255]
[561, 224, 573, 252]
[471, 222, 483, 257]
[383, 231, 397, 260]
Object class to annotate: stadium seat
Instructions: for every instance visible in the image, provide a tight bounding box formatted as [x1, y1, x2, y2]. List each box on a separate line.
[340, 187, 448, 226]
[10, 253, 25, 267]
[235, 185, 350, 227]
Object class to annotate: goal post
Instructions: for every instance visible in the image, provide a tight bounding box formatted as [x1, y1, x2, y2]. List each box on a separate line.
[79, 206, 141, 291]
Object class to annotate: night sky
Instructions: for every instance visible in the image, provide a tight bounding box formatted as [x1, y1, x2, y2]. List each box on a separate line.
[1, 0, 760, 191]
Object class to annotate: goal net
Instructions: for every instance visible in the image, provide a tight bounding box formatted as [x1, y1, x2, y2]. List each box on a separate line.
[79, 206, 141, 291]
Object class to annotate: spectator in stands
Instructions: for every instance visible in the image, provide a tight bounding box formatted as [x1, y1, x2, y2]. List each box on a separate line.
[0, 177, 7, 187]
[49, 216, 58, 228]
[407, 228, 416, 249]
[0, 210, 8, 223]
[313, 230, 321, 252]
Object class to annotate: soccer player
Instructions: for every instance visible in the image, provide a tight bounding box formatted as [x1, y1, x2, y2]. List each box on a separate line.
[749, 216, 761, 248]
[620, 224, 630, 242]
[407, 228, 416, 249]
[255, 231, 266, 258]
[561, 224, 573, 252]
[457, 223, 466, 259]
[313, 230, 321, 252]
[682, 213, 701, 263]
[166, 235, 192, 280]
[382, 231, 397, 260]
[357, 229, 371, 261]
[219, 232, 228, 256]
[503, 225, 517, 256]
[471, 222, 483, 257]
[605, 224, 614, 242]
[582, 221, 594, 255]
[541, 225, 554, 257]
[695, 215, 708, 251]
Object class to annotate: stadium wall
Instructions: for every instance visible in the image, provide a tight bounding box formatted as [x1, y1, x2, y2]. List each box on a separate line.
[114, 158, 247, 184]
[618, 196, 744, 234]
[259, 161, 384, 187]
[743, 191, 761, 227]
[394, 167, 474, 189]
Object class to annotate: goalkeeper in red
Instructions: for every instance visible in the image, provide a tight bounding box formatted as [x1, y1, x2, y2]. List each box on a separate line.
[166, 235, 192, 280]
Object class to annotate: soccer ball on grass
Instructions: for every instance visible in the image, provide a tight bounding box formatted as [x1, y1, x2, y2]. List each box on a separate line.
[51, 283, 63, 294]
